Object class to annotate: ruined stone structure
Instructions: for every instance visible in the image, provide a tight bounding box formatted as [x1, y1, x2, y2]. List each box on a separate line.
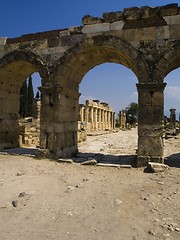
[169, 108, 176, 128]
[19, 99, 41, 147]
[164, 108, 180, 137]
[118, 111, 126, 129]
[79, 100, 115, 132]
[19, 117, 40, 147]
[0, 3, 180, 166]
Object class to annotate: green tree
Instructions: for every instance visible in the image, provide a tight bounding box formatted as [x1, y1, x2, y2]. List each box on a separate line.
[35, 91, 40, 99]
[125, 102, 138, 126]
[27, 75, 34, 116]
[19, 80, 28, 118]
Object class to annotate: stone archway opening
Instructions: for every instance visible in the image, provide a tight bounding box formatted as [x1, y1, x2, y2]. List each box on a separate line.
[75, 62, 139, 165]
[0, 52, 47, 153]
[163, 68, 180, 167]
[18, 72, 42, 150]
[50, 35, 147, 163]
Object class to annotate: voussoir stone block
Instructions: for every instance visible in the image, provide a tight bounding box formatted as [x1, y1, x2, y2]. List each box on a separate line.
[164, 15, 180, 25]
[110, 21, 125, 31]
[82, 23, 110, 34]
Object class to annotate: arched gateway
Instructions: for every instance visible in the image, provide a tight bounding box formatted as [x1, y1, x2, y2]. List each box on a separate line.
[0, 3, 179, 166]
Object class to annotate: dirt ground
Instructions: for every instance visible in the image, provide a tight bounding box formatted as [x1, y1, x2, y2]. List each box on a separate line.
[0, 128, 180, 240]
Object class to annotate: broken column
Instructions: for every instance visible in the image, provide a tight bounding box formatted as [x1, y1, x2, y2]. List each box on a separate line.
[169, 108, 176, 128]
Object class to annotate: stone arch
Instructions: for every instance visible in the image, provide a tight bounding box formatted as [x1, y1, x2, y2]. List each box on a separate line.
[44, 35, 150, 159]
[0, 50, 49, 150]
[53, 35, 149, 89]
[155, 41, 180, 81]
[0, 50, 50, 84]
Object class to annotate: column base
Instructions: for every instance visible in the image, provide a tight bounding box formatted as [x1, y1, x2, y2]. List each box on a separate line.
[38, 146, 78, 159]
[137, 155, 164, 167]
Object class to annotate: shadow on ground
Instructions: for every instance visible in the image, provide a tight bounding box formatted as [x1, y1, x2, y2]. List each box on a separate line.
[165, 153, 180, 168]
[0, 148, 137, 167]
[3, 148, 180, 169]
[0, 147, 38, 156]
[72, 152, 137, 167]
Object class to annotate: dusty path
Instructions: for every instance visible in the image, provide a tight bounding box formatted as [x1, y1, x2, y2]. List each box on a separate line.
[0, 129, 180, 240]
[78, 128, 180, 167]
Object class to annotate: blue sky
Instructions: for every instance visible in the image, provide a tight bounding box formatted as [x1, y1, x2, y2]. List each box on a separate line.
[1, 0, 179, 117]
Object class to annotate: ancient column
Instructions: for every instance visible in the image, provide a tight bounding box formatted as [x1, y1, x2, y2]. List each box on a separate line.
[90, 107, 94, 130]
[104, 110, 107, 129]
[94, 107, 98, 130]
[108, 111, 111, 129]
[136, 83, 166, 167]
[102, 110, 105, 130]
[119, 111, 126, 129]
[39, 84, 80, 158]
[113, 112, 116, 129]
[99, 108, 102, 130]
[110, 112, 113, 129]
[85, 106, 89, 130]
[97, 108, 100, 130]
[80, 105, 84, 122]
[169, 108, 176, 128]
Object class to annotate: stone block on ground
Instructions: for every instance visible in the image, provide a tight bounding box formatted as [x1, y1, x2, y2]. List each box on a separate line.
[57, 159, 74, 164]
[145, 162, 169, 173]
[81, 159, 97, 165]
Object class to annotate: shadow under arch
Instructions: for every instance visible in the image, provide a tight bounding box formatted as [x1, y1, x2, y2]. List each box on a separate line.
[53, 35, 149, 87]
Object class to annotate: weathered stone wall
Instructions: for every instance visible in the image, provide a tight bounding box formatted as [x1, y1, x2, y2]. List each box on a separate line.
[0, 3, 180, 165]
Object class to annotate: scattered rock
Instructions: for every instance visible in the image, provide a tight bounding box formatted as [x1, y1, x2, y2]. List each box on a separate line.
[16, 171, 25, 176]
[75, 184, 82, 188]
[0, 181, 4, 186]
[145, 162, 169, 173]
[81, 159, 97, 165]
[119, 165, 132, 168]
[175, 227, 180, 232]
[83, 177, 90, 181]
[65, 186, 74, 193]
[57, 159, 74, 164]
[148, 229, 156, 236]
[115, 199, 122, 205]
[158, 181, 164, 185]
[12, 200, 18, 207]
[18, 192, 27, 197]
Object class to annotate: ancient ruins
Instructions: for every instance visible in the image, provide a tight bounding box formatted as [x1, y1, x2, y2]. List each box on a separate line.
[19, 99, 41, 147]
[0, 3, 180, 166]
[78, 99, 115, 143]
[79, 100, 115, 132]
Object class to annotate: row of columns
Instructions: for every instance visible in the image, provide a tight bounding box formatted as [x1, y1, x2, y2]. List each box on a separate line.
[79, 100, 115, 131]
